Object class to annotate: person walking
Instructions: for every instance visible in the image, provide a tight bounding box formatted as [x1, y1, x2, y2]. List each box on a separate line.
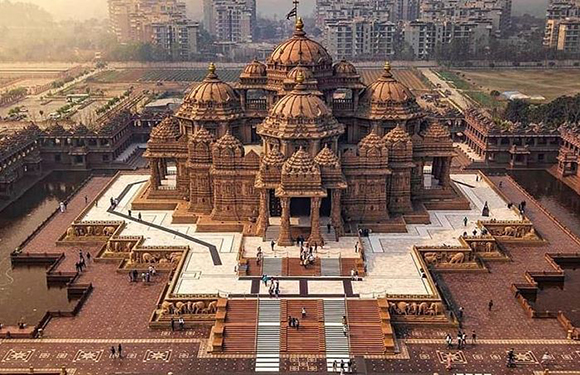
[110, 346, 116, 359]
[271, 240, 275, 251]
[446, 353, 453, 371]
[327, 222, 332, 233]
[333, 360, 338, 373]
[488, 299, 494, 311]
[138, 212, 142, 221]
[288, 315, 292, 327]
[301, 307, 306, 318]
[295, 318, 299, 330]
[458, 306, 464, 320]
[179, 317, 185, 330]
[170, 317, 175, 331]
[117, 344, 123, 359]
[541, 352, 551, 366]
[471, 330, 477, 345]
[86, 252, 91, 263]
[463, 217, 468, 226]
[128, 209, 132, 217]
[445, 333, 453, 349]
[84, 195, 88, 205]
[456, 331, 463, 349]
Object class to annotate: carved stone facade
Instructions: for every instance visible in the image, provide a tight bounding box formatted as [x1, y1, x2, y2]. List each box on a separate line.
[144, 18, 456, 244]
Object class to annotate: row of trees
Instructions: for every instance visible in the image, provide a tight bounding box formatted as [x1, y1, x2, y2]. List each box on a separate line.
[502, 94, 580, 127]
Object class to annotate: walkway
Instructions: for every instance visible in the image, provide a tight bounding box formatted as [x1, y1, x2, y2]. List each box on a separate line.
[323, 299, 350, 372]
[255, 299, 281, 372]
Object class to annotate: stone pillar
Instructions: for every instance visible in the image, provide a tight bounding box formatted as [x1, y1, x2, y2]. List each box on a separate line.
[439, 157, 452, 188]
[411, 160, 424, 198]
[353, 89, 359, 111]
[256, 190, 269, 238]
[150, 159, 161, 189]
[308, 197, 324, 246]
[331, 189, 344, 237]
[277, 197, 293, 246]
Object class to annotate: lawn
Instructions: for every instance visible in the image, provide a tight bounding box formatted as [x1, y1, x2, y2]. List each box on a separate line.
[455, 69, 580, 102]
[436, 70, 471, 90]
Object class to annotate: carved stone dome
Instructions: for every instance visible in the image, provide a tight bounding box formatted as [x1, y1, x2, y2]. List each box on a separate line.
[282, 147, 320, 175]
[150, 116, 181, 141]
[186, 63, 238, 104]
[359, 62, 421, 121]
[314, 144, 340, 168]
[268, 18, 332, 67]
[241, 59, 267, 78]
[213, 131, 243, 152]
[176, 63, 242, 121]
[384, 124, 412, 145]
[287, 65, 315, 82]
[422, 121, 451, 139]
[259, 72, 344, 140]
[333, 59, 358, 76]
[358, 130, 386, 150]
[190, 126, 214, 144]
[262, 144, 286, 167]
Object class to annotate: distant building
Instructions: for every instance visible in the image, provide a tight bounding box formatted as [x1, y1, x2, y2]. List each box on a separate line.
[324, 18, 397, 60]
[544, 0, 580, 50]
[203, 0, 256, 43]
[403, 19, 493, 59]
[108, 0, 199, 59]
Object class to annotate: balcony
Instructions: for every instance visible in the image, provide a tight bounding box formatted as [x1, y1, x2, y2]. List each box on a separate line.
[246, 98, 267, 112]
[332, 99, 354, 113]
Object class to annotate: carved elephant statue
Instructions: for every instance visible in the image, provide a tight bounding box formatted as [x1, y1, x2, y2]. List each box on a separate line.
[93, 226, 102, 236]
[192, 301, 206, 314]
[65, 227, 76, 239]
[417, 302, 429, 315]
[485, 242, 495, 252]
[114, 242, 121, 252]
[427, 302, 444, 315]
[522, 228, 538, 240]
[103, 226, 116, 236]
[175, 302, 187, 314]
[170, 252, 182, 264]
[407, 302, 418, 315]
[159, 301, 174, 316]
[448, 253, 465, 264]
[86, 226, 94, 236]
[502, 226, 515, 236]
[424, 252, 438, 264]
[125, 242, 133, 251]
[142, 253, 156, 263]
[207, 301, 217, 314]
[396, 301, 408, 315]
[159, 258, 170, 265]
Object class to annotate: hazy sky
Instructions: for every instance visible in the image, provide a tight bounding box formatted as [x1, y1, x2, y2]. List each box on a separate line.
[22, 0, 547, 21]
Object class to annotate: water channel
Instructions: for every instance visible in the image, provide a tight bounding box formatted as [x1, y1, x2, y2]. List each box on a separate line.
[0, 171, 88, 325]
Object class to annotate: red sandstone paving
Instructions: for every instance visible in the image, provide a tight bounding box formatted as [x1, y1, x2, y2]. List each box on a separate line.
[417, 175, 580, 340]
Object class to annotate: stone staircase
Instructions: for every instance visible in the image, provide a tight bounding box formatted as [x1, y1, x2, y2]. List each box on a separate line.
[321, 257, 341, 276]
[323, 299, 350, 372]
[255, 299, 281, 372]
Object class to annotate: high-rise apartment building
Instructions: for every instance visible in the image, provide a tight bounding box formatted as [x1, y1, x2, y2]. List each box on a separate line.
[324, 18, 397, 59]
[203, 0, 256, 43]
[544, 0, 580, 51]
[108, 0, 199, 59]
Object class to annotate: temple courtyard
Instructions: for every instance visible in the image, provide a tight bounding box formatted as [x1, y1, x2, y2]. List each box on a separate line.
[1, 171, 579, 375]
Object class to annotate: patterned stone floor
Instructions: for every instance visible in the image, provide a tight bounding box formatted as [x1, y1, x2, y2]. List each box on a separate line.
[2, 174, 580, 374]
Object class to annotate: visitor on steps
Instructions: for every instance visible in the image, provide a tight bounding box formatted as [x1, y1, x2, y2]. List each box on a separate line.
[271, 240, 275, 251]
[301, 307, 306, 318]
[327, 223, 331, 233]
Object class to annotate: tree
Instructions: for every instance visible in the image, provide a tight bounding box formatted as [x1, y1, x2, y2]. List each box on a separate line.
[490, 90, 501, 97]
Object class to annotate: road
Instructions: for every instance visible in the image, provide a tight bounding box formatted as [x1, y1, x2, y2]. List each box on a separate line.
[419, 68, 471, 111]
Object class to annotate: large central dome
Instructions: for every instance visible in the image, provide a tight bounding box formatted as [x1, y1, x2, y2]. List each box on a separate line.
[267, 18, 332, 68]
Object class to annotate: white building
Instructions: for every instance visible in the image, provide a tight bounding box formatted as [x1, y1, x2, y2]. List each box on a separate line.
[324, 18, 397, 59]
[203, 0, 256, 43]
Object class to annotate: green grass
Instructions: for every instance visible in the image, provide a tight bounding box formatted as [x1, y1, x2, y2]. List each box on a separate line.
[437, 70, 471, 90]
[465, 91, 505, 111]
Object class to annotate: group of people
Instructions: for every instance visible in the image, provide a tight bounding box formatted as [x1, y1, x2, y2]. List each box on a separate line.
[261, 274, 280, 297]
[358, 228, 372, 237]
[300, 246, 315, 267]
[332, 358, 353, 373]
[170, 316, 186, 331]
[445, 329, 475, 350]
[128, 266, 156, 283]
[75, 249, 90, 273]
[110, 344, 124, 359]
[287, 308, 307, 329]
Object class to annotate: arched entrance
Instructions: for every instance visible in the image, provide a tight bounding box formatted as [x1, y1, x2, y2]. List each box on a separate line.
[321, 194, 332, 217]
[290, 197, 311, 217]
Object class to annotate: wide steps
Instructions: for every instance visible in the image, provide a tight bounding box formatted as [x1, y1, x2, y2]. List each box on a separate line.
[347, 300, 387, 355]
[256, 300, 281, 372]
[280, 300, 325, 354]
[222, 300, 258, 354]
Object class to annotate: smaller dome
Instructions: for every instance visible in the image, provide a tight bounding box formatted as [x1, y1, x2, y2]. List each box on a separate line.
[185, 63, 238, 104]
[423, 121, 451, 139]
[190, 126, 214, 144]
[241, 59, 267, 78]
[367, 61, 414, 103]
[333, 59, 358, 76]
[287, 65, 314, 82]
[314, 144, 340, 168]
[358, 130, 386, 150]
[262, 144, 286, 167]
[213, 130, 243, 152]
[150, 116, 181, 140]
[282, 147, 319, 175]
[384, 125, 412, 145]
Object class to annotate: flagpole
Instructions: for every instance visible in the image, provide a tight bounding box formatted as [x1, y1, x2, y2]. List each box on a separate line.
[293, 0, 299, 22]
